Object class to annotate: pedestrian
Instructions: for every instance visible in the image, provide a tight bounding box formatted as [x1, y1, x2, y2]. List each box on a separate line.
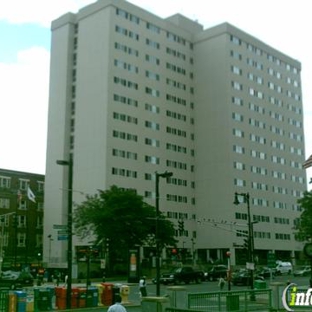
[107, 294, 127, 312]
[218, 276, 225, 290]
[139, 276, 147, 297]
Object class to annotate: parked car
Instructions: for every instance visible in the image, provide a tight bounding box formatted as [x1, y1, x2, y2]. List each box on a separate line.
[153, 267, 204, 285]
[206, 265, 228, 281]
[293, 266, 311, 277]
[256, 267, 275, 279]
[0, 271, 34, 289]
[232, 270, 264, 286]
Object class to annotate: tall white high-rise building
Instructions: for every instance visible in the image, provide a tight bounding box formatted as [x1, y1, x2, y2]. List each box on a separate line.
[44, 0, 306, 270]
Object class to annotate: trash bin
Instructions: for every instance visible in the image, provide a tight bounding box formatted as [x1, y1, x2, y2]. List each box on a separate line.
[54, 287, 66, 310]
[101, 283, 113, 306]
[87, 286, 98, 307]
[96, 284, 104, 306]
[113, 284, 121, 303]
[37, 289, 50, 311]
[26, 293, 34, 312]
[8, 292, 17, 312]
[45, 287, 55, 310]
[86, 288, 93, 307]
[254, 279, 267, 289]
[15, 291, 27, 312]
[226, 294, 239, 311]
[78, 288, 86, 308]
[71, 287, 79, 308]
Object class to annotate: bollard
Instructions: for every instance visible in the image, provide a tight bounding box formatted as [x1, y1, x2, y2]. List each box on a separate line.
[120, 285, 130, 304]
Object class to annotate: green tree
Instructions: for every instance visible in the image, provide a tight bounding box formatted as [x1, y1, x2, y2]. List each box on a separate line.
[73, 185, 177, 269]
[296, 190, 312, 241]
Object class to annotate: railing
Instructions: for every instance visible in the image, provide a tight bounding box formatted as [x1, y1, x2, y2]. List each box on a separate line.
[0, 289, 9, 312]
[187, 289, 272, 312]
[166, 309, 203, 312]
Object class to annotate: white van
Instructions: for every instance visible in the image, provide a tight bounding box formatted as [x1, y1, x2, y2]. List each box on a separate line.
[275, 261, 293, 275]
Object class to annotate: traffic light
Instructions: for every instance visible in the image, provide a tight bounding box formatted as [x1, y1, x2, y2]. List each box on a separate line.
[243, 237, 250, 251]
[178, 220, 184, 232]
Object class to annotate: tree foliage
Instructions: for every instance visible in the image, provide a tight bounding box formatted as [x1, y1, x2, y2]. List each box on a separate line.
[296, 190, 312, 241]
[73, 185, 177, 259]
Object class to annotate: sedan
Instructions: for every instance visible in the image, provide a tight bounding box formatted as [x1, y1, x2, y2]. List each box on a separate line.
[293, 266, 311, 277]
[0, 271, 34, 289]
[232, 271, 264, 286]
[256, 267, 275, 279]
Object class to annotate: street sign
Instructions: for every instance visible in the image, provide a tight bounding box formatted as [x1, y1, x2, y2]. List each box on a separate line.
[57, 230, 68, 235]
[57, 235, 68, 241]
[267, 252, 276, 268]
[53, 224, 67, 230]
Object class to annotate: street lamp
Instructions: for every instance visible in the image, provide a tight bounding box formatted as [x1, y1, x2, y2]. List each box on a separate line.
[233, 192, 255, 295]
[155, 171, 173, 296]
[56, 156, 73, 309]
[48, 235, 53, 264]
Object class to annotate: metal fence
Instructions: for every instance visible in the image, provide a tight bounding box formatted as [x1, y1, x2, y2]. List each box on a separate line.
[0, 290, 9, 312]
[187, 289, 272, 312]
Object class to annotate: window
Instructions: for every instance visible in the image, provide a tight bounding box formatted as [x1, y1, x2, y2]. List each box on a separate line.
[146, 22, 160, 33]
[145, 103, 159, 114]
[0, 176, 10, 188]
[37, 216, 43, 228]
[233, 145, 245, 154]
[18, 215, 27, 228]
[146, 38, 160, 49]
[232, 113, 243, 122]
[19, 179, 29, 190]
[37, 181, 44, 192]
[0, 198, 9, 209]
[230, 35, 241, 45]
[146, 71, 159, 81]
[112, 167, 137, 178]
[36, 234, 43, 248]
[145, 87, 160, 97]
[145, 155, 160, 164]
[233, 129, 244, 138]
[145, 121, 160, 131]
[145, 138, 160, 147]
[19, 200, 27, 210]
[17, 233, 26, 247]
[234, 162, 245, 170]
[145, 54, 160, 65]
[231, 66, 242, 75]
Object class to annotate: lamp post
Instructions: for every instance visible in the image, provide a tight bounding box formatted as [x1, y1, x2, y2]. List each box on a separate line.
[48, 234, 53, 264]
[56, 156, 73, 309]
[155, 171, 173, 296]
[226, 251, 231, 291]
[86, 246, 92, 289]
[233, 192, 255, 294]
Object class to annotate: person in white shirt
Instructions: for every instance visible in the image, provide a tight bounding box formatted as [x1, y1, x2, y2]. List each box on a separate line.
[139, 276, 147, 297]
[107, 295, 127, 312]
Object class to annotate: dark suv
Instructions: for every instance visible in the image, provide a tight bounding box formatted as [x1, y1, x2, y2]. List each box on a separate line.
[0, 271, 34, 289]
[206, 265, 228, 281]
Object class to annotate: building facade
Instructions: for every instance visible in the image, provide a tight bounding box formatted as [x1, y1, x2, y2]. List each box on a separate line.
[44, 0, 306, 272]
[0, 169, 44, 272]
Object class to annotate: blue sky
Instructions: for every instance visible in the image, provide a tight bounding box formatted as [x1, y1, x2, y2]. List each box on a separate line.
[0, 0, 311, 184]
[0, 24, 50, 62]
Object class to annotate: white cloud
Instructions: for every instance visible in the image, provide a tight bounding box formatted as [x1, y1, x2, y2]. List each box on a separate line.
[0, 46, 50, 174]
